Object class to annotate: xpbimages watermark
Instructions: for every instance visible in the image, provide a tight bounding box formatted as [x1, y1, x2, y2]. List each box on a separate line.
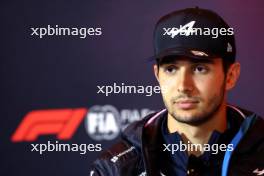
[30, 141, 102, 154]
[163, 141, 234, 155]
[30, 25, 102, 38]
[163, 21, 234, 39]
[97, 82, 168, 96]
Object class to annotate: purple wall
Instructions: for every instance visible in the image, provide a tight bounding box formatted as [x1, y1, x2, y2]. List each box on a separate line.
[1, 0, 264, 175]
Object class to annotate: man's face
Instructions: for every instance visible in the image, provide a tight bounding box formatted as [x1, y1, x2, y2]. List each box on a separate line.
[154, 57, 227, 125]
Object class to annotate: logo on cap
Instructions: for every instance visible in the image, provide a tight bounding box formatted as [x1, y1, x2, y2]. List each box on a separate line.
[163, 21, 196, 38]
[162, 20, 234, 39]
[190, 50, 209, 57]
[227, 43, 232, 52]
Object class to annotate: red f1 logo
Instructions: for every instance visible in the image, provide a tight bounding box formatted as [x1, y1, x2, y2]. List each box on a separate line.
[11, 108, 87, 142]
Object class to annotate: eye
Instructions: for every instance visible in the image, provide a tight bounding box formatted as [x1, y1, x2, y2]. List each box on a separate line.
[193, 65, 208, 74]
[164, 65, 178, 74]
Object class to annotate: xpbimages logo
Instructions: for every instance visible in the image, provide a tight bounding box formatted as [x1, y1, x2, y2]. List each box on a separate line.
[30, 25, 102, 39]
[163, 21, 234, 39]
[11, 105, 153, 142]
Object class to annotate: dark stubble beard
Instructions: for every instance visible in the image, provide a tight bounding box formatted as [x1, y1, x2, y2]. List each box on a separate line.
[164, 81, 226, 126]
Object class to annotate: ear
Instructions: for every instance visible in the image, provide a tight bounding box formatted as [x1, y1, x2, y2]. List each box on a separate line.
[225, 62, 241, 91]
[154, 64, 160, 82]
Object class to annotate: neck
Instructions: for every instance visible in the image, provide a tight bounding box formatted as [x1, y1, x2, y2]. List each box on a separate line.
[167, 102, 227, 156]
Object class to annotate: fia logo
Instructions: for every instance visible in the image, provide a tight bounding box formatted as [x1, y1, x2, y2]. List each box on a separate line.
[85, 105, 120, 141]
[85, 105, 153, 141]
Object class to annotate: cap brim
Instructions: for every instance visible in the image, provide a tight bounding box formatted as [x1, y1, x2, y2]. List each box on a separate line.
[147, 47, 218, 62]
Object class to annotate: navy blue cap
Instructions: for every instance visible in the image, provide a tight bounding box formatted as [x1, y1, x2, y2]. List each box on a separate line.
[151, 7, 236, 62]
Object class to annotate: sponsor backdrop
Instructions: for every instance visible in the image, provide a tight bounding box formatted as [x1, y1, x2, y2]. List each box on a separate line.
[1, 0, 264, 175]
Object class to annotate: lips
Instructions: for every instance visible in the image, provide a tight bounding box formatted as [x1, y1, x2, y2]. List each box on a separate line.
[175, 99, 199, 110]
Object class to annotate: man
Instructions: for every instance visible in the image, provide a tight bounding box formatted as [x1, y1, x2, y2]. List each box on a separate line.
[90, 7, 264, 176]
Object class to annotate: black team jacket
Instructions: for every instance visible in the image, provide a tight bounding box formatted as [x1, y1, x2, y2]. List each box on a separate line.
[90, 105, 264, 176]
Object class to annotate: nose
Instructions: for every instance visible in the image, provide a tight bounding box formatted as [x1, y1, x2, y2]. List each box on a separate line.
[177, 68, 194, 93]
